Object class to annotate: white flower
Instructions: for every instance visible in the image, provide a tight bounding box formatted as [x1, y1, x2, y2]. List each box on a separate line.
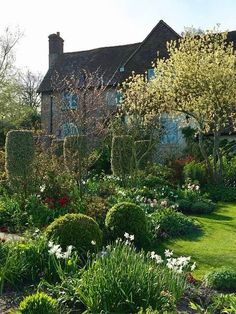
[191, 262, 197, 271]
[91, 240, 96, 246]
[164, 249, 173, 258]
[48, 241, 54, 248]
[195, 185, 200, 191]
[40, 184, 46, 192]
[63, 245, 73, 259]
[124, 232, 130, 239]
[150, 251, 156, 259]
[129, 234, 134, 241]
[155, 255, 163, 264]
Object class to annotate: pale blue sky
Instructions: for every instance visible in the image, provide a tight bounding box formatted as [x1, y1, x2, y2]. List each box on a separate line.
[1, 0, 236, 74]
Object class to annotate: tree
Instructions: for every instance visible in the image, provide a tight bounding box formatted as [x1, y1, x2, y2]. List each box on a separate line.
[150, 29, 236, 182]
[119, 29, 234, 182]
[19, 70, 42, 109]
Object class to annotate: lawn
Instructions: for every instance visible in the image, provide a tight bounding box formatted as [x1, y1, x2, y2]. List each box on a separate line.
[160, 203, 236, 279]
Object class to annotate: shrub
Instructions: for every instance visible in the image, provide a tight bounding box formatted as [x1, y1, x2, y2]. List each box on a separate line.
[78, 241, 186, 313]
[5, 130, 35, 181]
[0, 198, 28, 232]
[105, 202, 149, 246]
[63, 135, 87, 173]
[18, 292, 58, 314]
[0, 237, 48, 291]
[24, 196, 52, 227]
[183, 161, 207, 185]
[84, 196, 109, 228]
[46, 213, 103, 255]
[204, 185, 236, 202]
[177, 199, 192, 213]
[150, 208, 199, 238]
[51, 139, 64, 157]
[205, 268, 236, 292]
[111, 135, 134, 177]
[134, 140, 152, 170]
[190, 200, 216, 214]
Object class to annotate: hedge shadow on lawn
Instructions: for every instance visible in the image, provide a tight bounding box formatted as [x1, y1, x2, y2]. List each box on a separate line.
[192, 212, 233, 221]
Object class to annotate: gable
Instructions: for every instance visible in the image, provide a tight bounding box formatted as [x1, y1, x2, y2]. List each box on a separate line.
[123, 20, 181, 77]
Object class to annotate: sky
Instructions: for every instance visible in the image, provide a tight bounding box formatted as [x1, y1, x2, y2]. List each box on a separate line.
[1, 0, 236, 75]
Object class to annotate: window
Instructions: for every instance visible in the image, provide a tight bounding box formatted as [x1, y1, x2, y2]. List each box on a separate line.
[115, 92, 123, 105]
[147, 68, 155, 81]
[106, 90, 117, 106]
[62, 92, 79, 110]
[61, 122, 79, 138]
[119, 66, 125, 72]
[161, 116, 179, 144]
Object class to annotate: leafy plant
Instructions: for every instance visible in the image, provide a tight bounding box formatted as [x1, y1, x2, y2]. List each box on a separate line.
[77, 240, 186, 313]
[205, 268, 236, 292]
[150, 208, 200, 239]
[18, 292, 58, 314]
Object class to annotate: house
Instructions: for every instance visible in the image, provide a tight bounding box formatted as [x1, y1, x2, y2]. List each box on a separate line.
[38, 20, 181, 139]
[38, 21, 236, 146]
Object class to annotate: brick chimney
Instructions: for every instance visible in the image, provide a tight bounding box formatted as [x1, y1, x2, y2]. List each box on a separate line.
[48, 32, 64, 69]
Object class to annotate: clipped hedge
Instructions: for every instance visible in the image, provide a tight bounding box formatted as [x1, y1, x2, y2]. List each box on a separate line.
[63, 135, 87, 172]
[18, 292, 58, 314]
[5, 130, 35, 180]
[105, 202, 148, 246]
[111, 135, 134, 177]
[46, 213, 103, 255]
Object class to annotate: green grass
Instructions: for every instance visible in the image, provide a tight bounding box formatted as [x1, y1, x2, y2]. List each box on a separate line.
[158, 203, 236, 279]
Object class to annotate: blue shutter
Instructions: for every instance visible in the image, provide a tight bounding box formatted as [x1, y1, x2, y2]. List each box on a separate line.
[147, 68, 155, 81]
[70, 94, 78, 109]
[115, 92, 123, 105]
[161, 118, 179, 144]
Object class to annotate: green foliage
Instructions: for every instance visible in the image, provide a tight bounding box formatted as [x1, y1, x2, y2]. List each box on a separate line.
[178, 198, 215, 214]
[18, 292, 58, 314]
[190, 201, 216, 214]
[111, 135, 134, 177]
[183, 161, 207, 185]
[205, 268, 236, 292]
[105, 202, 149, 246]
[150, 208, 199, 238]
[77, 241, 186, 313]
[137, 308, 160, 314]
[51, 139, 64, 157]
[204, 185, 236, 202]
[0, 236, 48, 292]
[134, 140, 152, 170]
[46, 213, 102, 255]
[84, 196, 109, 229]
[5, 130, 35, 180]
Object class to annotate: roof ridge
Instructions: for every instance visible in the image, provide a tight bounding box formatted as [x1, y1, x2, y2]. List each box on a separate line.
[64, 42, 140, 55]
[123, 20, 180, 68]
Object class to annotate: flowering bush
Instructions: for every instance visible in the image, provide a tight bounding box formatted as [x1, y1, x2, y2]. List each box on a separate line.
[150, 208, 200, 239]
[77, 236, 187, 313]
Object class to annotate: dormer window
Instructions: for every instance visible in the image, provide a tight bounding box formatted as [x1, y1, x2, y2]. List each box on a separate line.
[147, 68, 155, 81]
[119, 66, 125, 72]
[62, 92, 79, 110]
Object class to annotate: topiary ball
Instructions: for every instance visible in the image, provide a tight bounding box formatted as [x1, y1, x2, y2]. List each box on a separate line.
[45, 213, 102, 255]
[105, 202, 148, 246]
[205, 268, 236, 292]
[18, 292, 58, 314]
